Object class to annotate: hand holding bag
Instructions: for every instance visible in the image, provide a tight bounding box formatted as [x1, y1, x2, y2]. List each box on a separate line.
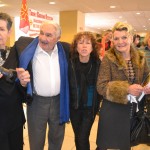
[130, 101, 150, 146]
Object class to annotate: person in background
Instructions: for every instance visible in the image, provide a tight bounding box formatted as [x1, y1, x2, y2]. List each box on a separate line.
[99, 29, 112, 60]
[144, 32, 150, 51]
[69, 31, 101, 150]
[15, 20, 70, 150]
[96, 22, 150, 150]
[133, 34, 141, 49]
[0, 12, 30, 150]
[143, 32, 150, 68]
[139, 41, 145, 50]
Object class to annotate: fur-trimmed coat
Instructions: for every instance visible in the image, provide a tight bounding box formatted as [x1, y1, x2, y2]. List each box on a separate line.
[96, 47, 149, 150]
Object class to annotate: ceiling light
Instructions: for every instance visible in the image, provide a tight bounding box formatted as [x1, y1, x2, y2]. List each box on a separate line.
[145, 29, 147, 31]
[0, 4, 5, 7]
[110, 6, 116, 8]
[136, 12, 140, 15]
[49, 1, 56, 4]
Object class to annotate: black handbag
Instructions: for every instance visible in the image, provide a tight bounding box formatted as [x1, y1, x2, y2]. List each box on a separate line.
[130, 103, 150, 146]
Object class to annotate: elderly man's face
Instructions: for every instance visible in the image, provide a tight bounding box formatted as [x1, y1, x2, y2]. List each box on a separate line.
[38, 23, 60, 52]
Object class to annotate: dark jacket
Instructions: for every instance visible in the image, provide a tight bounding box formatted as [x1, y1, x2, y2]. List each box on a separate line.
[15, 36, 70, 123]
[69, 57, 101, 116]
[15, 36, 70, 96]
[0, 45, 25, 140]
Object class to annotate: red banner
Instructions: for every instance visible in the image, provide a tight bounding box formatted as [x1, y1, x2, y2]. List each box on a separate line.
[19, 0, 30, 34]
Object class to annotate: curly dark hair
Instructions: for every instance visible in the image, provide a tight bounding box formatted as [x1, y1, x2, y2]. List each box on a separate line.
[70, 31, 99, 59]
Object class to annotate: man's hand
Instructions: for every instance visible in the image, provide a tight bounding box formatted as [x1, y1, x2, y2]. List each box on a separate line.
[16, 68, 30, 87]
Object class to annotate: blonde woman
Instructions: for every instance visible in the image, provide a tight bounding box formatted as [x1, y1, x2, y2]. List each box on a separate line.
[96, 22, 150, 150]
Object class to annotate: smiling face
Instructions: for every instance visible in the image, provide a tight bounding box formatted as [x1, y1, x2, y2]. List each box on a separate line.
[77, 37, 93, 62]
[38, 23, 60, 52]
[113, 30, 133, 54]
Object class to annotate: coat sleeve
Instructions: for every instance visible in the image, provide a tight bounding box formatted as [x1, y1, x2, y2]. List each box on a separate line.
[96, 56, 130, 104]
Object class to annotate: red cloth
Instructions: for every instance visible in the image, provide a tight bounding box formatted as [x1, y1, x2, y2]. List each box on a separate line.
[19, 0, 30, 34]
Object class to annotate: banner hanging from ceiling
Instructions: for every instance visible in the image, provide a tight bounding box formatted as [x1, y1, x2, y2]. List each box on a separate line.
[28, 8, 53, 37]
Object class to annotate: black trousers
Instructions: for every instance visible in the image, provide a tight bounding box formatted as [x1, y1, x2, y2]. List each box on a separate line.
[0, 125, 23, 150]
[70, 108, 96, 150]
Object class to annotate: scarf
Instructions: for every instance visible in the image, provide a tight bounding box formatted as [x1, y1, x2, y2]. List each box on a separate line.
[75, 58, 92, 106]
[19, 37, 70, 123]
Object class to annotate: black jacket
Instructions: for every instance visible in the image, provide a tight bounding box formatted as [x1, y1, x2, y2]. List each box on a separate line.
[15, 36, 70, 104]
[0, 45, 25, 138]
[69, 57, 101, 115]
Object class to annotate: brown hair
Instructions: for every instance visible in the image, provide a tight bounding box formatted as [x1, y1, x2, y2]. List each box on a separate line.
[70, 31, 99, 59]
[0, 12, 12, 31]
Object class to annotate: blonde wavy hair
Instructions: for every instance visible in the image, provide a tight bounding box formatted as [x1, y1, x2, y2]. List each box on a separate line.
[112, 22, 134, 36]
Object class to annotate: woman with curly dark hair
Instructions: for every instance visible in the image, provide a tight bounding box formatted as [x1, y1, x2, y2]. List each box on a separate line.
[69, 31, 102, 150]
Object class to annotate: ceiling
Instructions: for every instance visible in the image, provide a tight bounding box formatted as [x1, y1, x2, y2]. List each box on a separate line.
[1, 0, 150, 34]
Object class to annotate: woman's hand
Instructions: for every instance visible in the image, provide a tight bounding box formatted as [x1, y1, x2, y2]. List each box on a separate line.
[143, 85, 150, 94]
[16, 68, 30, 87]
[128, 84, 143, 96]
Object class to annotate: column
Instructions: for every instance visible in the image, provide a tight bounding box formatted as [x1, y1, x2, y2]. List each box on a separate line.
[59, 10, 85, 43]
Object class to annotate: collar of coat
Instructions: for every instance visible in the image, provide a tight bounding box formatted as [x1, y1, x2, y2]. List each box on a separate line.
[105, 46, 145, 69]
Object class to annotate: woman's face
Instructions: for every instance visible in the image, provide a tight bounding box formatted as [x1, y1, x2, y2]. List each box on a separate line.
[77, 37, 93, 61]
[113, 30, 132, 53]
[134, 37, 140, 46]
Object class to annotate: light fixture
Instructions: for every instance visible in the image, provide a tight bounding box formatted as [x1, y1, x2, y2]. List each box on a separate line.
[136, 12, 140, 15]
[0, 4, 5, 7]
[49, 1, 56, 5]
[110, 6, 116, 8]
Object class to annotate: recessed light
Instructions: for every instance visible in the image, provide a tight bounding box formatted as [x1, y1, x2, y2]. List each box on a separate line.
[0, 4, 5, 7]
[110, 6, 116, 8]
[136, 12, 140, 15]
[49, 1, 56, 4]
[145, 29, 147, 30]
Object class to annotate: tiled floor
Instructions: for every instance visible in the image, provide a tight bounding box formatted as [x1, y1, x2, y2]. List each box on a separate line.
[23, 106, 150, 150]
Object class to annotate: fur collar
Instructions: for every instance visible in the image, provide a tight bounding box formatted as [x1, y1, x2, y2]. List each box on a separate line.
[105, 47, 145, 69]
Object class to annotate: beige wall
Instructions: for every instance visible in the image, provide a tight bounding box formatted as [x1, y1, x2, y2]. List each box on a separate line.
[60, 10, 85, 43]
[6, 17, 15, 47]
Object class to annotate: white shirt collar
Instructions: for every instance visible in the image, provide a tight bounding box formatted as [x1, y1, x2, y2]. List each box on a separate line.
[35, 43, 58, 55]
